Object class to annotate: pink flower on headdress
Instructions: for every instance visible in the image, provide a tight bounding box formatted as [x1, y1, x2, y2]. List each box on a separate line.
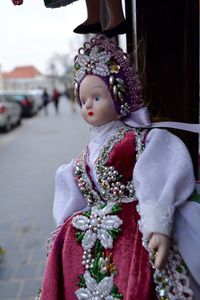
[75, 46, 112, 83]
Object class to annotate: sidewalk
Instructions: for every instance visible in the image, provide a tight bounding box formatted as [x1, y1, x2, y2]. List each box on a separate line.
[0, 100, 89, 299]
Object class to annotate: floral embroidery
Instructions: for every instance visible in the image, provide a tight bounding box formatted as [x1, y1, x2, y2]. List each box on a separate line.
[72, 202, 122, 251]
[74, 46, 112, 83]
[76, 271, 120, 300]
[109, 63, 120, 74]
[72, 202, 123, 299]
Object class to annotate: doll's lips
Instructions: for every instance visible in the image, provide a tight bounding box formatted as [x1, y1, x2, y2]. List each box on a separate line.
[88, 111, 94, 116]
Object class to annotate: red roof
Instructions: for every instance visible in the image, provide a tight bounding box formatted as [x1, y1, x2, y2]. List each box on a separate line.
[3, 66, 42, 79]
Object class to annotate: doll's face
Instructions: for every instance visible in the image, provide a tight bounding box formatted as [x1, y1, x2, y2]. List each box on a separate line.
[79, 75, 119, 126]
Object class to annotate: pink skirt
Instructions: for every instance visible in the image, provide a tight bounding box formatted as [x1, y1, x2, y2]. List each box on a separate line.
[41, 202, 157, 300]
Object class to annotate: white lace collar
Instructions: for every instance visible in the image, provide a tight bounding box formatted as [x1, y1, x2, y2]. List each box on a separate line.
[90, 121, 125, 144]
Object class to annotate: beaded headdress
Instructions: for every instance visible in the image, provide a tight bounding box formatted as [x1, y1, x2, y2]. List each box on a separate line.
[73, 35, 144, 117]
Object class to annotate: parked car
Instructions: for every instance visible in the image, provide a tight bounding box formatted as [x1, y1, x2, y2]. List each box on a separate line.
[0, 90, 40, 117]
[9, 94, 38, 117]
[29, 89, 43, 110]
[0, 96, 22, 132]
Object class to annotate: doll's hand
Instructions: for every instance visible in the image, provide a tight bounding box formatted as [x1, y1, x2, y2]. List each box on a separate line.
[12, 0, 23, 5]
[148, 233, 170, 270]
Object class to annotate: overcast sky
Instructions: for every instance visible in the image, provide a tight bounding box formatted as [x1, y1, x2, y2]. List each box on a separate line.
[0, 0, 86, 74]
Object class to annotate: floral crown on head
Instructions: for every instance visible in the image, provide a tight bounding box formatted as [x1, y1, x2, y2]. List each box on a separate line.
[73, 35, 143, 117]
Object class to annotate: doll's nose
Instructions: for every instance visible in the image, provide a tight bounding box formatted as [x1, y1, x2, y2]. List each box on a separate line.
[85, 98, 93, 109]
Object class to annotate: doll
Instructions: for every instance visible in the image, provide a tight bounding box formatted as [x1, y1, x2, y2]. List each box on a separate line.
[73, 0, 128, 37]
[41, 36, 200, 299]
[12, 0, 127, 38]
[44, 0, 127, 37]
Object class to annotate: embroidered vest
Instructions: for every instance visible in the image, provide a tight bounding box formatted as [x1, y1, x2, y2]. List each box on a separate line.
[74, 127, 147, 207]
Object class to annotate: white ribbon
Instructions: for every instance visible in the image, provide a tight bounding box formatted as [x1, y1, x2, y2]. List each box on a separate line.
[124, 107, 200, 133]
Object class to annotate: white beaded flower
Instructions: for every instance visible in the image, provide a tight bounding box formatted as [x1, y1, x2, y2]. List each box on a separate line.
[75, 46, 112, 83]
[76, 271, 118, 300]
[72, 202, 122, 250]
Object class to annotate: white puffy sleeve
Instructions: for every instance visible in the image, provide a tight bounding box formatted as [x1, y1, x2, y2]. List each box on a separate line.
[53, 160, 88, 226]
[133, 128, 195, 239]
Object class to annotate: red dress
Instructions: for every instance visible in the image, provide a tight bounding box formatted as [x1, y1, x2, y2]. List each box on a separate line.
[41, 128, 193, 300]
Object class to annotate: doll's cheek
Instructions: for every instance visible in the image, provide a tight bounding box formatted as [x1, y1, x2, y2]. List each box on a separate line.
[82, 115, 89, 124]
[80, 109, 86, 120]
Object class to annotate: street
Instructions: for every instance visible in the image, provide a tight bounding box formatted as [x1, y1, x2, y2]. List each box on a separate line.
[0, 98, 89, 300]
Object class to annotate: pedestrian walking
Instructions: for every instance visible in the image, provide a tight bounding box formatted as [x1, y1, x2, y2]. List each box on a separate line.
[52, 88, 61, 114]
[40, 36, 200, 299]
[42, 88, 50, 116]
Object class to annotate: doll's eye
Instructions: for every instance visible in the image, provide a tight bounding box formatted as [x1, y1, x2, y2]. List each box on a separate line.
[94, 95, 101, 101]
[81, 99, 86, 105]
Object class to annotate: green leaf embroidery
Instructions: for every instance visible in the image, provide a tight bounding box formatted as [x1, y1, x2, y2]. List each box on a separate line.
[108, 228, 122, 239]
[78, 275, 86, 288]
[83, 211, 91, 218]
[76, 231, 84, 243]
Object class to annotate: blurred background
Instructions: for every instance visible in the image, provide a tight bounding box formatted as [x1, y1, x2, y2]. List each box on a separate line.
[0, 1, 91, 299]
[0, 0, 199, 299]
